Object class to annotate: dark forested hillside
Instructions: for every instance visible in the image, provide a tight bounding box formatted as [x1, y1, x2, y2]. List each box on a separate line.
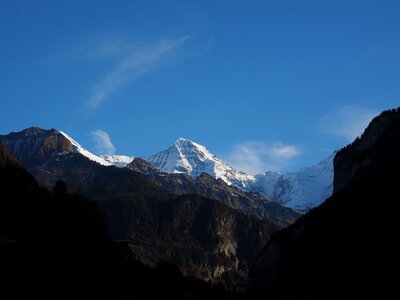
[1, 142, 246, 299]
[247, 108, 400, 299]
[1, 142, 119, 299]
[29, 154, 278, 287]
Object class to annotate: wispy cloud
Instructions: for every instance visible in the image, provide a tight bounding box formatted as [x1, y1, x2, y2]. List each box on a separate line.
[72, 33, 138, 60]
[90, 129, 116, 155]
[320, 106, 378, 142]
[224, 141, 300, 175]
[77, 34, 191, 110]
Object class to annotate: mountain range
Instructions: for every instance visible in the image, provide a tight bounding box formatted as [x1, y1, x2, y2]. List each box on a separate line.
[129, 133, 331, 211]
[0, 127, 301, 287]
[0, 125, 334, 214]
[1, 127, 334, 211]
[1, 107, 399, 298]
[148, 138, 334, 210]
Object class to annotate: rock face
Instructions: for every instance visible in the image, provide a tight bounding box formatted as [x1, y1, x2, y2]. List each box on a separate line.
[333, 109, 400, 193]
[0, 128, 292, 287]
[127, 158, 301, 227]
[1, 127, 74, 167]
[247, 108, 400, 298]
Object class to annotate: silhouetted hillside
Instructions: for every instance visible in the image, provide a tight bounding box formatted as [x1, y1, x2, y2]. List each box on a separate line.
[1, 142, 246, 299]
[247, 108, 400, 299]
[1, 142, 118, 299]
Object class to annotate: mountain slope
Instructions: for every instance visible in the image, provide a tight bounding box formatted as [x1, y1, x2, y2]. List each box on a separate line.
[247, 108, 400, 299]
[147, 138, 254, 188]
[250, 154, 334, 210]
[0, 127, 134, 168]
[127, 158, 301, 227]
[59, 131, 134, 166]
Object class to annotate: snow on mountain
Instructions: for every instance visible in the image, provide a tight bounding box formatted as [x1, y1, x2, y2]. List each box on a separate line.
[147, 138, 255, 188]
[100, 154, 136, 167]
[147, 137, 334, 210]
[2, 127, 332, 210]
[59, 131, 134, 167]
[249, 154, 334, 210]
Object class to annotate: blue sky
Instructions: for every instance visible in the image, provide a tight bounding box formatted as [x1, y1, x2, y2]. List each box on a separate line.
[0, 0, 399, 174]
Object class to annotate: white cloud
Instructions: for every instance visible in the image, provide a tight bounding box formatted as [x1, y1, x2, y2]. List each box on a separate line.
[84, 35, 191, 110]
[320, 106, 378, 142]
[224, 141, 300, 175]
[73, 34, 137, 60]
[90, 129, 116, 155]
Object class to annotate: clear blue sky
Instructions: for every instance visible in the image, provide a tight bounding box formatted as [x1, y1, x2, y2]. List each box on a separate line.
[1, 0, 399, 174]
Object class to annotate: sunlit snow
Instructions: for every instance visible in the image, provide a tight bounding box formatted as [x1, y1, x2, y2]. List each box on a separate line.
[59, 131, 134, 167]
[147, 138, 334, 210]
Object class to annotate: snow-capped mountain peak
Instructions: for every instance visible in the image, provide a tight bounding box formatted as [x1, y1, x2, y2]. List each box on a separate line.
[59, 131, 134, 167]
[147, 137, 334, 211]
[100, 154, 136, 167]
[250, 154, 334, 210]
[147, 138, 255, 188]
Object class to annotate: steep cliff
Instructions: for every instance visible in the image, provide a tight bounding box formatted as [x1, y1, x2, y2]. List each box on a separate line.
[247, 108, 400, 299]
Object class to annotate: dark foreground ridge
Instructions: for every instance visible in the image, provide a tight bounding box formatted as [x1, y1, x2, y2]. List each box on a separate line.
[247, 108, 400, 299]
[1, 142, 243, 299]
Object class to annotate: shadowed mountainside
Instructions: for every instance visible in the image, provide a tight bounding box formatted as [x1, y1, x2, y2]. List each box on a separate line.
[1, 142, 247, 299]
[127, 157, 300, 227]
[247, 108, 400, 299]
[1, 142, 121, 299]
